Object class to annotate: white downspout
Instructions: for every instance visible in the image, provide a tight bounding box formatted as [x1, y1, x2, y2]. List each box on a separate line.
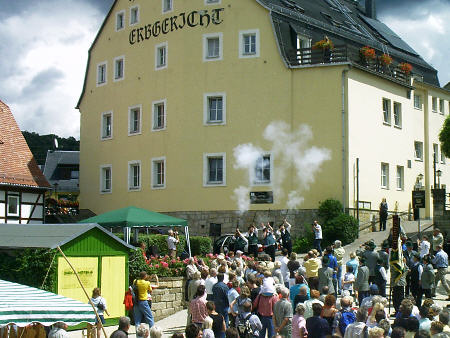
[342, 68, 349, 213]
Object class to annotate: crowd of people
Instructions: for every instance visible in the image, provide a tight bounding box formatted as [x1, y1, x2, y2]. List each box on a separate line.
[107, 222, 449, 338]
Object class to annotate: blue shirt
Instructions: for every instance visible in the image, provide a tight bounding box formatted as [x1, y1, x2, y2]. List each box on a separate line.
[346, 259, 359, 278]
[326, 253, 338, 278]
[432, 250, 448, 269]
[227, 288, 240, 313]
[212, 282, 229, 314]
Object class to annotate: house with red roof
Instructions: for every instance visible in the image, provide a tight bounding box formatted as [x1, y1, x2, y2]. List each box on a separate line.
[0, 100, 51, 223]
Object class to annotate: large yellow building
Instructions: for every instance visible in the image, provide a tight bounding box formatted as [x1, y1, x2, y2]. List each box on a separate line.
[77, 0, 450, 236]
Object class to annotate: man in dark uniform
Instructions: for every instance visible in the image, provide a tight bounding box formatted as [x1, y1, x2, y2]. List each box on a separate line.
[246, 224, 259, 258]
[279, 219, 293, 255]
[233, 228, 248, 254]
[404, 241, 417, 296]
[409, 253, 423, 306]
[263, 222, 276, 262]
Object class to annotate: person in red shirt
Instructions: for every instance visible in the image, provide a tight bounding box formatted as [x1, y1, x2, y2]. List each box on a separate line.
[253, 292, 278, 338]
[190, 285, 208, 327]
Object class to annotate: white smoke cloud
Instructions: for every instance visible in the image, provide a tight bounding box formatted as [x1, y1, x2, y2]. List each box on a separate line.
[233, 186, 251, 214]
[233, 121, 331, 212]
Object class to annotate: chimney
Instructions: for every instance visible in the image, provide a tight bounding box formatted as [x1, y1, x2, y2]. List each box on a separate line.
[365, 0, 376, 19]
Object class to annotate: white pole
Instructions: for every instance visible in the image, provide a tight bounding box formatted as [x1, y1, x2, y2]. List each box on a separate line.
[185, 226, 192, 257]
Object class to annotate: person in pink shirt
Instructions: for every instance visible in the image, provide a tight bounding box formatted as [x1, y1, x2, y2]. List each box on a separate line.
[292, 303, 308, 338]
[190, 285, 208, 327]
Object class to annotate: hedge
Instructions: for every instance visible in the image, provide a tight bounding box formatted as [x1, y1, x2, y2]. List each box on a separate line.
[292, 228, 315, 254]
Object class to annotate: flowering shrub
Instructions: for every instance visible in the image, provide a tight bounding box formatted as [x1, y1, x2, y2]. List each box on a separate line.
[379, 53, 393, 65]
[129, 250, 256, 280]
[398, 62, 413, 74]
[312, 38, 334, 50]
[360, 46, 376, 60]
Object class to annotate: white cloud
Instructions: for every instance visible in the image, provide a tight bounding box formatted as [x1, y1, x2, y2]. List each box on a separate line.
[0, 0, 104, 138]
[379, 0, 450, 86]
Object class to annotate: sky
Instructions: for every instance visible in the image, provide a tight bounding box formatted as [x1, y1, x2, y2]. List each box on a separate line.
[0, 0, 449, 139]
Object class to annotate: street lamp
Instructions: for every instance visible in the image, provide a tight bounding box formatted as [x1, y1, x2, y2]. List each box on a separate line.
[437, 169, 442, 189]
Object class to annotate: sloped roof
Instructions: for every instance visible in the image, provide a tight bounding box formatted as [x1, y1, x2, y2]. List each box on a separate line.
[0, 223, 135, 250]
[0, 101, 50, 189]
[43, 150, 79, 191]
[257, 0, 440, 86]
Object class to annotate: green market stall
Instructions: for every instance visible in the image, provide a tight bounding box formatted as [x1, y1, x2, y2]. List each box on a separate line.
[79, 206, 191, 256]
[0, 223, 134, 322]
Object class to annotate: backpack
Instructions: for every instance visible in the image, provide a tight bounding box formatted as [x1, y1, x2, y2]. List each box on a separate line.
[237, 313, 254, 338]
[339, 310, 356, 335]
[97, 299, 105, 311]
[130, 281, 139, 302]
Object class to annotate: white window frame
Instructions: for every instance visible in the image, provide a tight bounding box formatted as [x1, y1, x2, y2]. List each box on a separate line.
[203, 153, 226, 187]
[7, 195, 19, 216]
[101, 111, 113, 140]
[205, 0, 221, 4]
[253, 153, 273, 185]
[113, 56, 125, 81]
[151, 157, 166, 189]
[296, 35, 312, 62]
[129, 5, 140, 26]
[382, 98, 391, 125]
[128, 104, 142, 136]
[203, 92, 226, 125]
[396, 165, 404, 191]
[152, 99, 167, 131]
[414, 94, 422, 110]
[203, 32, 223, 62]
[100, 165, 112, 194]
[96, 61, 107, 87]
[155, 42, 168, 70]
[162, 0, 173, 14]
[116, 10, 125, 31]
[439, 99, 445, 115]
[393, 102, 402, 128]
[414, 141, 423, 161]
[239, 29, 260, 58]
[128, 160, 141, 191]
[432, 97, 438, 113]
[381, 163, 389, 189]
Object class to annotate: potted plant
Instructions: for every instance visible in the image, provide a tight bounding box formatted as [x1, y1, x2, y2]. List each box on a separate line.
[359, 46, 376, 63]
[312, 37, 334, 51]
[379, 53, 393, 66]
[398, 62, 413, 75]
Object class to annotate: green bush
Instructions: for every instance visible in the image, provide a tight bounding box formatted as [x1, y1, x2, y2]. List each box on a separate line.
[139, 234, 187, 256]
[318, 199, 343, 223]
[323, 214, 359, 246]
[189, 236, 212, 256]
[292, 228, 314, 254]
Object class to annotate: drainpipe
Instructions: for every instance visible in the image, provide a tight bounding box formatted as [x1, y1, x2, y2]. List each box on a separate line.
[342, 67, 349, 213]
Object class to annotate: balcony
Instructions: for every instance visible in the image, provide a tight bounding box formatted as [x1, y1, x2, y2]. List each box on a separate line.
[286, 45, 411, 84]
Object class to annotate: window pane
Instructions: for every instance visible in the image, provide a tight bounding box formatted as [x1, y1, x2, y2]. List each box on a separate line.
[394, 102, 401, 126]
[207, 38, 219, 58]
[7, 196, 18, 215]
[209, 97, 223, 121]
[208, 158, 223, 182]
[255, 155, 270, 182]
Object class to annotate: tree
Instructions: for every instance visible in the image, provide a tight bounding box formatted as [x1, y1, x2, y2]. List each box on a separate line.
[439, 115, 450, 158]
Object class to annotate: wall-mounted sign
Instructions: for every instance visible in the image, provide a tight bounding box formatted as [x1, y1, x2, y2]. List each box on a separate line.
[129, 8, 225, 45]
[250, 191, 273, 204]
[412, 190, 425, 208]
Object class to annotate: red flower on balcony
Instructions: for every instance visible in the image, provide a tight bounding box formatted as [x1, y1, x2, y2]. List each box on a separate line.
[312, 37, 334, 50]
[399, 62, 413, 74]
[360, 46, 376, 60]
[379, 54, 393, 66]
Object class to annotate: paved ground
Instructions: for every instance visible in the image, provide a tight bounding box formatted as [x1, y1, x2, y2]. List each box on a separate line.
[69, 218, 450, 337]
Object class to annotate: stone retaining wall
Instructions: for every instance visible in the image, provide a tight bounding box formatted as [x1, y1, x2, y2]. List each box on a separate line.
[152, 277, 186, 322]
[165, 209, 318, 236]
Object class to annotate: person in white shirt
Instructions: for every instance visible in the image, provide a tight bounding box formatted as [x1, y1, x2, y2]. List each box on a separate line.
[205, 268, 218, 301]
[417, 235, 431, 258]
[342, 265, 355, 296]
[278, 249, 290, 288]
[48, 322, 69, 338]
[167, 230, 180, 258]
[312, 221, 323, 256]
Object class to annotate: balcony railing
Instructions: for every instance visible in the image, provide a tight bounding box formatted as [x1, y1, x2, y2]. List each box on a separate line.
[287, 44, 411, 84]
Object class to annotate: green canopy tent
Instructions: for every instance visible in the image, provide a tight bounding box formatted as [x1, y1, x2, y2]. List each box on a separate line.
[79, 206, 191, 256]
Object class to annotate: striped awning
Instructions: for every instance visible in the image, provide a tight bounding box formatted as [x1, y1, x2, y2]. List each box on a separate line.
[0, 279, 95, 327]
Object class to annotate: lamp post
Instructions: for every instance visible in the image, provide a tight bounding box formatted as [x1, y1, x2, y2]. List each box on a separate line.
[437, 169, 442, 189]
[433, 152, 437, 189]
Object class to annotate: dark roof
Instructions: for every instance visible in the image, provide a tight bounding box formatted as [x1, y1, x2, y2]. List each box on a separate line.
[257, 0, 440, 86]
[43, 151, 80, 192]
[0, 223, 135, 250]
[0, 101, 51, 189]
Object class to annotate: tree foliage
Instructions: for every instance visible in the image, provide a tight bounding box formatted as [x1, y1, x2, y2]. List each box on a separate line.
[439, 115, 450, 158]
[22, 131, 80, 165]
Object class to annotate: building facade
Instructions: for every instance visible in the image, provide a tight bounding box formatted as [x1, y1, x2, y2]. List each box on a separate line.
[77, 0, 450, 235]
[0, 101, 50, 224]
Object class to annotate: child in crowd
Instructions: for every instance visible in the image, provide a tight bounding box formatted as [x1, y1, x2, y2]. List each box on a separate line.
[260, 270, 276, 296]
[342, 265, 355, 296]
